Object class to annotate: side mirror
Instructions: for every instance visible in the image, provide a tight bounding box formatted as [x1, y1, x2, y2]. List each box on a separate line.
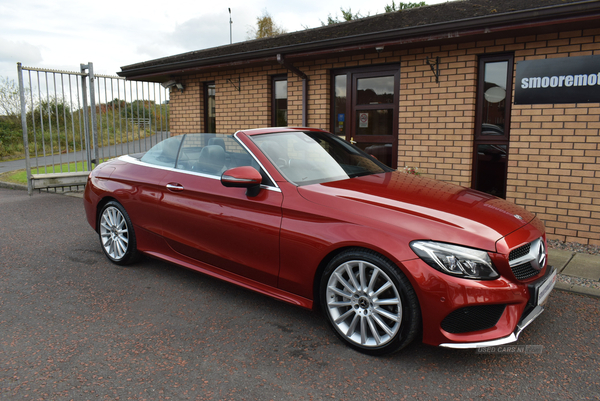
[221, 166, 263, 197]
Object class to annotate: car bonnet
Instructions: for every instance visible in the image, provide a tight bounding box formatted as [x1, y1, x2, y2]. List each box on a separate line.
[297, 170, 536, 252]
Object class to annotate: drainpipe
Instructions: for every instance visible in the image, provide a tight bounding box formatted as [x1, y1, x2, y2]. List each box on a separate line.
[277, 54, 308, 127]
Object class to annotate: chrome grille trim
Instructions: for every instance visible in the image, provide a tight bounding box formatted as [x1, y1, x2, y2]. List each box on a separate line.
[509, 237, 547, 280]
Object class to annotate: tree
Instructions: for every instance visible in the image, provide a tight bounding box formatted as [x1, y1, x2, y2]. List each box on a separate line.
[384, 1, 427, 12]
[247, 11, 287, 39]
[0, 76, 22, 118]
[322, 7, 366, 25]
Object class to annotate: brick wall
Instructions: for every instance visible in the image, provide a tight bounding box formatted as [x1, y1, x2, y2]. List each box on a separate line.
[167, 27, 600, 245]
[509, 29, 600, 245]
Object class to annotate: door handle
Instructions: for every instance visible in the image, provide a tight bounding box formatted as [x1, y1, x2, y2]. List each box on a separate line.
[166, 183, 184, 192]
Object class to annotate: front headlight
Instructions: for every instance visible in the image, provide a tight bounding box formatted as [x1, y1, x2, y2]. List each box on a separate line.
[410, 241, 499, 280]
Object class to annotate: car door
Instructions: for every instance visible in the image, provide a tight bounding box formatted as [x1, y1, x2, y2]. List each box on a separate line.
[156, 134, 283, 287]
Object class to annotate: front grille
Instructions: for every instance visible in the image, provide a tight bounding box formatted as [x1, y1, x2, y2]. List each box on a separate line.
[511, 261, 539, 280]
[509, 243, 530, 262]
[508, 238, 546, 281]
[441, 304, 506, 334]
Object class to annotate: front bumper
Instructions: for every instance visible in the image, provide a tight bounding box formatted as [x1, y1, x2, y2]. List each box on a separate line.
[402, 252, 557, 348]
[439, 265, 556, 349]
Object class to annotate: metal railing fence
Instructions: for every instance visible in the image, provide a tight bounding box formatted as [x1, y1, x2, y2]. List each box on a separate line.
[17, 62, 170, 194]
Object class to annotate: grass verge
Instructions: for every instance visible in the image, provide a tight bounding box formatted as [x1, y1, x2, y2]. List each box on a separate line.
[0, 161, 93, 185]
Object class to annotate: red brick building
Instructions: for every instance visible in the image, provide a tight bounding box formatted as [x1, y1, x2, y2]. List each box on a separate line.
[119, 0, 600, 245]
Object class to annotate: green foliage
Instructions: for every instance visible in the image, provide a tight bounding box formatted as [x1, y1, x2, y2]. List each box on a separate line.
[0, 76, 22, 117]
[384, 1, 427, 12]
[0, 117, 24, 157]
[248, 11, 287, 39]
[28, 99, 73, 129]
[322, 7, 366, 25]
[0, 96, 169, 160]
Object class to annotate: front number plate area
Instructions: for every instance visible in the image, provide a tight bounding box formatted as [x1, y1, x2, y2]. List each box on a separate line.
[536, 268, 557, 306]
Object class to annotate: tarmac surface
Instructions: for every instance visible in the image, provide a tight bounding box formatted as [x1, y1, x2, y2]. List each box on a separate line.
[0, 187, 598, 400]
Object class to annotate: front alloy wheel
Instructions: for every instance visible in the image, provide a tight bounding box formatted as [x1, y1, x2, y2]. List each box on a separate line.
[322, 249, 420, 355]
[98, 201, 138, 265]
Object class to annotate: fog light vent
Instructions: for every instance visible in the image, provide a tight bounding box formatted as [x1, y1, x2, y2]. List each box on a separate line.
[441, 304, 506, 334]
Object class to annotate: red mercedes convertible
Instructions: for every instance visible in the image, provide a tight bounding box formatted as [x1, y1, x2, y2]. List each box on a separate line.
[83, 127, 556, 355]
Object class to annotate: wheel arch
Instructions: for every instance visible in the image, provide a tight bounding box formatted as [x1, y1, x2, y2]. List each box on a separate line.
[95, 196, 120, 232]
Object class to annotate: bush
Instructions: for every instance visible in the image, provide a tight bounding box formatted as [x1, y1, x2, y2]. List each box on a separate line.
[0, 118, 23, 157]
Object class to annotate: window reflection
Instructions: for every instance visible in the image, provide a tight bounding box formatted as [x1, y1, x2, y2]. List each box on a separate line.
[334, 75, 347, 135]
[206, 83, 216, 133]
[475, 144, 507, 198]
[274, 78, 288, 127]
[357, 142, 393, 167]
[481, 61, 508, 136]
[355, 109, 393, 136]
[357, 77, 394, 105]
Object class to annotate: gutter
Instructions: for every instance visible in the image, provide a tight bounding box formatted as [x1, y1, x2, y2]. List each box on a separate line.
[118, 1, 600, 81]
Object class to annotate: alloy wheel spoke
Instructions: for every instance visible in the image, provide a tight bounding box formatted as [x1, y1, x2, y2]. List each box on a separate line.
[373, 281, 392, 298]
[374, 297, 401, 306]
[372, 313, 395, 337]
[366, 315, 381, 345]
[334, 271, 356, 294]
[334, 307, 355, 325]
[344, 263, 360, 293]
[373, 307, 400, 323]
[328, 284, 352, 299]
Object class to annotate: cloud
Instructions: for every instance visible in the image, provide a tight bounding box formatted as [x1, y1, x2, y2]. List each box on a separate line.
[0, 37, 43, 65]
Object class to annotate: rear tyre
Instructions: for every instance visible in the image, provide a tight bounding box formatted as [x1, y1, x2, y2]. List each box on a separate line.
[320, 249, 421, 355]
[98, 201, 139, 265]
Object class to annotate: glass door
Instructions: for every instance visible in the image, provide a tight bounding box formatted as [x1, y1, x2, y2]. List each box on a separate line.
[333, 67, 400, 168]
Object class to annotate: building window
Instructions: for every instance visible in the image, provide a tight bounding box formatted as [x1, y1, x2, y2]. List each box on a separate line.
[204, 82, 216, 133]
[272, 75, 287, 127]
[472, 54, 514, 199]
[332, 66, 400, 168]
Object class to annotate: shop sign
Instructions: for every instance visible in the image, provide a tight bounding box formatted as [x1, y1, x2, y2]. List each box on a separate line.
[515, 55, 600, 104]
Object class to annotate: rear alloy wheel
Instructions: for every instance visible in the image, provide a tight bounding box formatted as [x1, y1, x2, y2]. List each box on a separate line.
[98, 201, 139, 265]
[321, 249, 420, 355]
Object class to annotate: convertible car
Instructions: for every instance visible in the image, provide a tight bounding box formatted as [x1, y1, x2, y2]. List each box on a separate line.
[83, 127, 556, 355]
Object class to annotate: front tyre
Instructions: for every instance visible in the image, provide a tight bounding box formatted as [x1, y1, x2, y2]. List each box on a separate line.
[321, 249, 421, 355]
[98, 201, 139, 265]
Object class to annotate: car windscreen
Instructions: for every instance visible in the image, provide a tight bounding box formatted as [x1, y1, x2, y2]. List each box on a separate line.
[251, 131, 393, 186]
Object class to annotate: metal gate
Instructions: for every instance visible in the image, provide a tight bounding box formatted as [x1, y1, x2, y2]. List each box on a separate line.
[17, 62, 169, 194]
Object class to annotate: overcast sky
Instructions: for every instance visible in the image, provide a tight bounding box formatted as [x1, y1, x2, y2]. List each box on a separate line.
[0, 0, 448, 82]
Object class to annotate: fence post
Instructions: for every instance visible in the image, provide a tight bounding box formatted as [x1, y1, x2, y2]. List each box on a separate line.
[80, 64, 92, 171]
[88, 63, 99, 166]
[17, 63, 33, 195]
[81, 62, 99, 170]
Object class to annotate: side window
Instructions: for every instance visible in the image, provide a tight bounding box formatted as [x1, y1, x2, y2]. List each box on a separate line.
[140, 136, 184, 168]
[175, 134, 274, 186]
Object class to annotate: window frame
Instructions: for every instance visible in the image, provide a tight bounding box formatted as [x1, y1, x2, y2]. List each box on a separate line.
[471, 53, 514, 199]
[271, 75, 288, 127]
[204, 82, 216, 133]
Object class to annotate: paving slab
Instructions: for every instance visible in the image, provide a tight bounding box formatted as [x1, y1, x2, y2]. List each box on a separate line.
[561, 253, 600, 281]
[548, 249, 575, 272]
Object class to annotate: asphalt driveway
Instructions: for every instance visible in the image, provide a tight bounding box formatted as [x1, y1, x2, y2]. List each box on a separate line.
[0, 188, 598, 400]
